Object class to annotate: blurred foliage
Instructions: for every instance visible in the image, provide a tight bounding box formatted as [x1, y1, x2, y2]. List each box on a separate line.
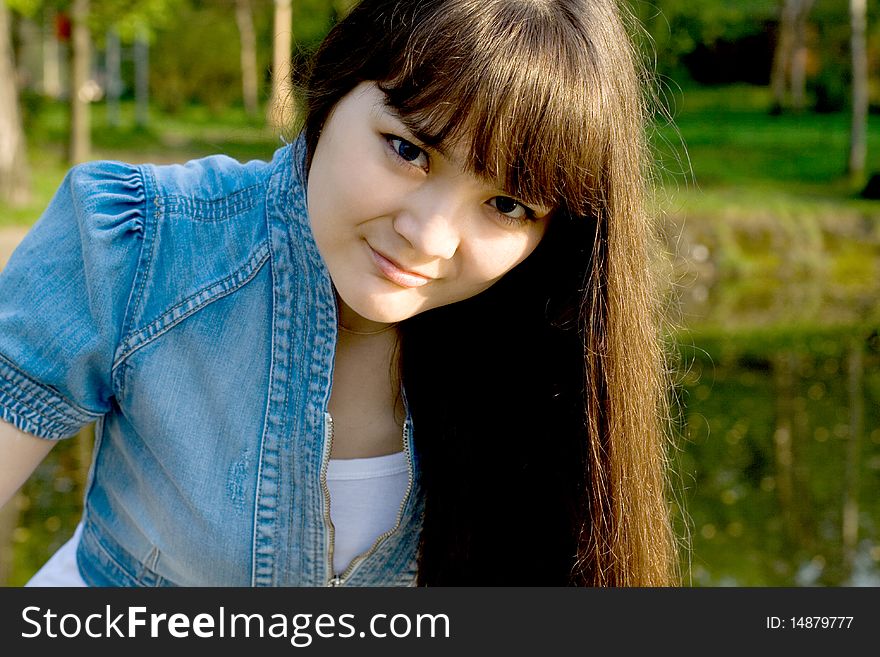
[6, 0, 182, 41]
[630, 0, 780, 81]
[631, 0, 880, 102]
[150, 1, 271, 112]
[5, 0, 355, 112]
[5, 0, 42, 17]
[88, 0, 181, 44]
[149, 0, 351, 112]
[655, 85, 880, 192]
[291, 0, 355, 48]
[805, 1, 880, 112]
[9, 1, 880, 113]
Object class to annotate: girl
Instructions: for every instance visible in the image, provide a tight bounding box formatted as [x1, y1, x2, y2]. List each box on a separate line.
[0, 0, 677, 586]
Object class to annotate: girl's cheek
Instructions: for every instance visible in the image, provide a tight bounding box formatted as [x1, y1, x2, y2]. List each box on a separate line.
[471, 241, 529, 279]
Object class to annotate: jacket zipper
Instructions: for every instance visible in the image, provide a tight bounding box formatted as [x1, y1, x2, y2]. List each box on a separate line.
[320, 411, 414, 587]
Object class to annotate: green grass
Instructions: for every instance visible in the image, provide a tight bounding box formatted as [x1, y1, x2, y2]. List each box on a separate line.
[645, 85, 880, 336]
[654, 83, 880, 216]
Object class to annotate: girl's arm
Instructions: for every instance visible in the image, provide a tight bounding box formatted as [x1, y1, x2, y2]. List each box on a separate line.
[0, 418, 55, 509]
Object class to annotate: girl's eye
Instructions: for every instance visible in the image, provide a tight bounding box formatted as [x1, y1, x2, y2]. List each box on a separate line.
[387, 136, 429, 170]
[488, 196, 534, 224]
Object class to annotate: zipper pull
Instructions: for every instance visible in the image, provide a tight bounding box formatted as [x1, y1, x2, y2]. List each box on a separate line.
[328, 575, 344, 587]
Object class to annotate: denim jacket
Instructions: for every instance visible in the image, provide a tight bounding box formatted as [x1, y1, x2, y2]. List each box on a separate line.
[0, 137, 423, 586]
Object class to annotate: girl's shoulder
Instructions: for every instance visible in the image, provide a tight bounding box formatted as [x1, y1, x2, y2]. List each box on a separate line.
[116, 142, 304, 351]
[0, 142, 306, 440]
[146, 148, 288, 216]
[61, 141, 300, 232]
[59, 142, 301, 322]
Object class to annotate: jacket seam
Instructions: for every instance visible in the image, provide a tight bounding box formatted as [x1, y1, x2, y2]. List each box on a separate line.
[0, 388, 86, 433]
[161, 185, 263, 222]
[111, 241, 271, 369]
[113, 164, 158, 397]
[80, 520, 143, 587]
[250, 248, 274, 587]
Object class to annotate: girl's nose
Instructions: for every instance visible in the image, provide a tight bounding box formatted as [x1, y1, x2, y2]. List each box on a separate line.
[393, 191, 462, 260]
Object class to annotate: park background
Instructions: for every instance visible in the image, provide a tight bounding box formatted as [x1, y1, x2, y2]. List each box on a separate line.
[0, 0, 878, 586]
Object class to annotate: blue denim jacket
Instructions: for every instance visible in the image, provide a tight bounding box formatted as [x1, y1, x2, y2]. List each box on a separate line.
[0, 137, 423, 586]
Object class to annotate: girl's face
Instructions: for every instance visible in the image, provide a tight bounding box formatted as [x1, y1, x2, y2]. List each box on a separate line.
[307, 82, 552, 332]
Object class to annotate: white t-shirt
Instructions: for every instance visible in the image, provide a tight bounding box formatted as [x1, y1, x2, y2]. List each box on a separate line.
[26, 451, 409, 586]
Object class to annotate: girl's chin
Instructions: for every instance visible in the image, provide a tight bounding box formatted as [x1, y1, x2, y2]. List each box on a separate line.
[337, 294, 424, 329]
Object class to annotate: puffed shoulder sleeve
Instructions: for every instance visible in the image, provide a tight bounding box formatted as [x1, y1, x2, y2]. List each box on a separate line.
[0, 161, 146, 440]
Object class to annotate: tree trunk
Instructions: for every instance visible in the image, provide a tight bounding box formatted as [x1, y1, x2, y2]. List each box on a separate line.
[770, 0, 814, 113]
[42, 8, 62, 98]
[105, 29, 121, 127]
[69, 0, 91, 164]
[771, 0, 797, 111]
[134, 28, 149, 128]
[848, 0, 868, 180]
[790, 0, 814, 111]
[268, 0, 294, 130]
[235, 0, 259, 118]
[0, 0, 30, 205]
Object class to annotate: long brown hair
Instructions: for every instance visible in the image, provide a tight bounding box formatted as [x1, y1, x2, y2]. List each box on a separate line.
[303, 0, 678, 586]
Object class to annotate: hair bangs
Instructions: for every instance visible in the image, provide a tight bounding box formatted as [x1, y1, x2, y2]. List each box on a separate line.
[376, 1, 612, 215]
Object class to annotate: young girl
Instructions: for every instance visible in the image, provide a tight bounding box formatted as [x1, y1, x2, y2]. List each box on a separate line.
[0, 0, 677, 586]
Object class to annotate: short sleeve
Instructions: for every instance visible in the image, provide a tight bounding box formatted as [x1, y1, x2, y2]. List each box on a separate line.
[0, 161, 146, 440]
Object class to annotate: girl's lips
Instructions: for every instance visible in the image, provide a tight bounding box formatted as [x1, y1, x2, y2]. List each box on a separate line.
[369, 247, 433, 288]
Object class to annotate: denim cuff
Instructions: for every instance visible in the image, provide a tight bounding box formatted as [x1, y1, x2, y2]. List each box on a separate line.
[0, 352, 100, 440]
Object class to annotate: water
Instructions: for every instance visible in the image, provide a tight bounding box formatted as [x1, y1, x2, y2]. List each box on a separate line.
[673, 328, 880, 585]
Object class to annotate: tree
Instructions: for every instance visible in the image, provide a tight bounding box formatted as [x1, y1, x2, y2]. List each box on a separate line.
[134, 27, 149, 127]
[0, 0, 30, 204]
[630, 0, 779, 81]
[69, 0, 91, 163]
[105, 28, 121, 126]
[67, 0, 181, 161]
[235, 0, 259, 118]
[770, 0, 815, 113]
[42, 6, 61, 98]
[848, 0, 868, 181]
[268, 0, 293, 129]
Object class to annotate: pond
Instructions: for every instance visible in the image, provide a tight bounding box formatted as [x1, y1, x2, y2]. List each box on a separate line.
[668, 217, 880, 585]
[673, 327, 880, 585]
[1, 221, 879, 587]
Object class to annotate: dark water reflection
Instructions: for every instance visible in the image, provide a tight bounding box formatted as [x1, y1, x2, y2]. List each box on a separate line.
[675, 327, 880, 585]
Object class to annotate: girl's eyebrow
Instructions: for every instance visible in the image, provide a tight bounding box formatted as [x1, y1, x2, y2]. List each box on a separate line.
[380, 101, 449, 156]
